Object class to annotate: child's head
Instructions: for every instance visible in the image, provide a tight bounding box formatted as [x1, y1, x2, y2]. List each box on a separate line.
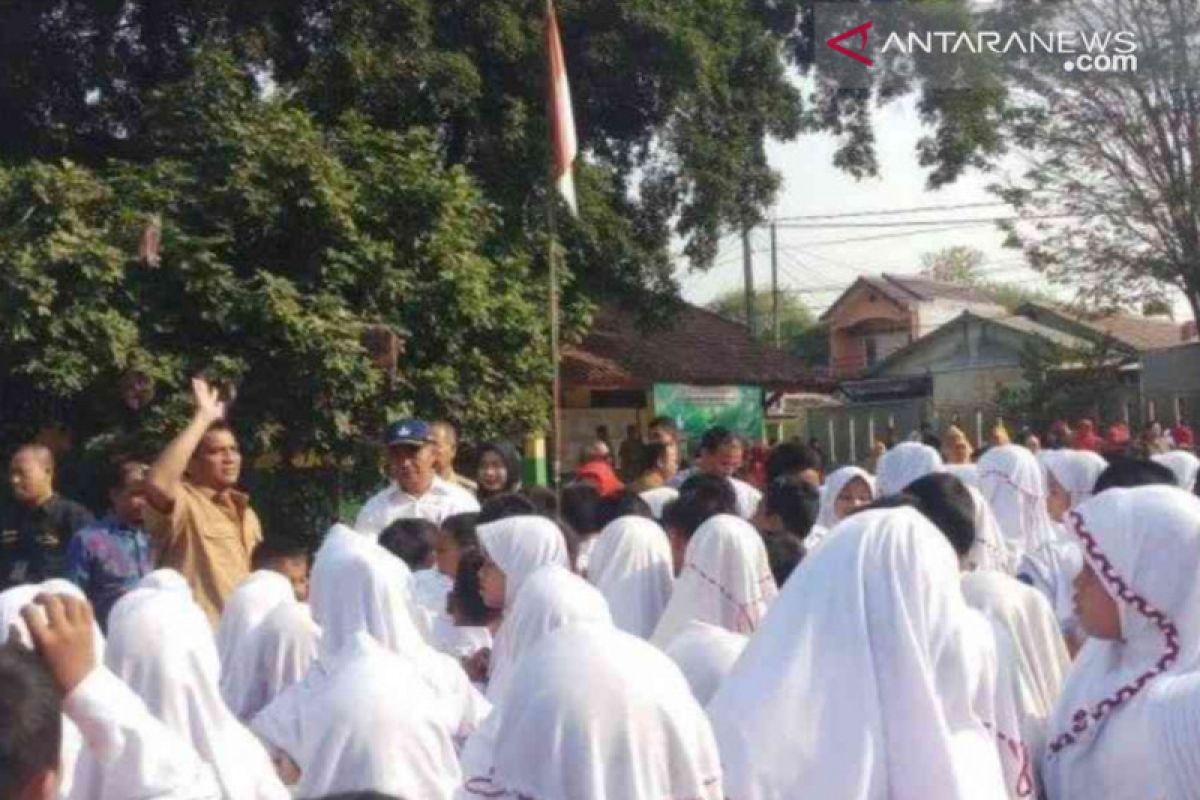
[378, 517, 440, 571]
[435, 512, 479, 579]
[0, 643, 61, 800]
[251, 538, 311, 601]
[448, 549, 500, 628]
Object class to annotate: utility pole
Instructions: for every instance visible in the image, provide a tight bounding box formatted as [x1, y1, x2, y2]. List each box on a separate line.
[770, 221, 780, 348]
[742, 227, 757, 337]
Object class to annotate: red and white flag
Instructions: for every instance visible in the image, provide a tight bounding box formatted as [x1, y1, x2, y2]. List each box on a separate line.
[545, 0, 578, 216]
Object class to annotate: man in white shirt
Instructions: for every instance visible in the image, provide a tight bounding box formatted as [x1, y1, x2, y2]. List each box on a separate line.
[354, 419, 480, 537]
[667, 426, 762, 520]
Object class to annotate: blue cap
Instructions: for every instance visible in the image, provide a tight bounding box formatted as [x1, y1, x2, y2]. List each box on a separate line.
[384, 419, 434, 447]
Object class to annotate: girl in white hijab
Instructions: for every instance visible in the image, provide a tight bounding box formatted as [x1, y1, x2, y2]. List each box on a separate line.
[707, 507, 1007, 800]
[1153, 450, 1200, 492]
[1041, 449, 1108, 513]
[965, 484, 1019, 574]
[876, 441, 944, 496]
[217, 570, 297, 714]
[223, 600, 320, 722]
[639, 485, 679, 520]
[476, 515, 569, 609]
[807, 466, 876, 550]
[1147, 672, 1200, 800]
[585, 515, 674, 638]
[978, 445, 1058, 558]
[459, 625, 723, 800]
[650, 514, 777, 649]
[663, 620, 749, 706]
[1041, 486, 1200, 799]
[93, 586, 288, 800]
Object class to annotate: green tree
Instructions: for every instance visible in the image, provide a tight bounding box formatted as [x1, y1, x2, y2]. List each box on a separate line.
[708, 288, 829, 365]
[995, 337, 1129, 432]
[920, 246, 985, 284]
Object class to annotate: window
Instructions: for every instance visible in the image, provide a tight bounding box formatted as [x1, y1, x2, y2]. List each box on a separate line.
[865, 336, 878, 366]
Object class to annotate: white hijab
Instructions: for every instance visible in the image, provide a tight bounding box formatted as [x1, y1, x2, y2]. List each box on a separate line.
[1040, 449, 1108, 508]
[96, 587, 287, 800]
[814, 466, 876, 532]
[962, 570, 1070, 784]
[978, 445, 1058, 557]
[966, 484, 1019, 574]
[459, 625, 723, 800]
[1042, 486, 1200, 799]
[255, 631, 462, 799]
[217, 571, 296, 712]
[663, 620, 748, 706]
[946, 462, 980, 488]
[1147, 672, 1200, 800]
[1153, 450, 1200, 492]
[706, 507, 1007, 800]
[223, 601, 320, 722]
[137, 568, 192, 594]
[476, 515, 569, 607]
[586, 515, 674, 638]
[640, 486, 679, 520]
[650, 514, 778, 649]
[876, 441, 944, 496]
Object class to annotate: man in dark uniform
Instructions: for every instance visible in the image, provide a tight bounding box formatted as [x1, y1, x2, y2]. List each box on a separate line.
[1, 444, 93, 587]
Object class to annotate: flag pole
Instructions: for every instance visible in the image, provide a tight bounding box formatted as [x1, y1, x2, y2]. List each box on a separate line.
[547, 168, 562, 495]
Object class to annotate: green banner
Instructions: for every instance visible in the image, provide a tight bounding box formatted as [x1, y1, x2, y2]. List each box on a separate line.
[652, 384, 764, 445]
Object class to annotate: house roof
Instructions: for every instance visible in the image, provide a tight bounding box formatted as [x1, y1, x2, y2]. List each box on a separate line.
[819, 273, 1003, 322]
[1016, 302, 1188, 352]
[561, 303, 832, 391]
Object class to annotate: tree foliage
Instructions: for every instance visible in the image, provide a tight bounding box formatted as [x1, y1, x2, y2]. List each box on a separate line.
[708, 288, 829, 366]
[920, 246, 985, 284]
[995, 336, 1130, 432]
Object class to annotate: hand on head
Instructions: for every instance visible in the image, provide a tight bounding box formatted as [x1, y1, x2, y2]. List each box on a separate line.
[21, 594, 97, 695]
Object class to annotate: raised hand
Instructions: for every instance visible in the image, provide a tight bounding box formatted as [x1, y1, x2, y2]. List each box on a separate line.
[191, 376, 227, 422]
[22, 593, 97, 695]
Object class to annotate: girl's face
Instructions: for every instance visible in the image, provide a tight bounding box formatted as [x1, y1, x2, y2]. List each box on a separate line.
[1046, 472, 1072, 523]
[433, 530, 462, 579]
[1073, 561, 1122, 640]
[478, 551, 507, 609]
[478, 451, 508, 493]
[834, 478, 873, 521]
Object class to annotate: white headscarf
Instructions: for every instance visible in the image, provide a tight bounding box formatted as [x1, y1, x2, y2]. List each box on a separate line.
[476, 515, 569, 607]
[814, 466, 876, 532]
[639, 486, 679, 520]
[663, 620, 748, 706]
[1147, 672, 1200, 800]
[650, 514, 777, 649]
[962, 571, 1070, 780]
[255, 632, 462, 799]
[137, 568, 192, 594]
[485, 564, 613, 706]
[1153, 450, 1200, 492]
[966, 484, 1019, 574]
[586, 515, 674, 638]
[946, 463, 980, 488]
[217, 571, 296, 707]
[459, 625, 723, 800]
[96, 587, 287, 800]
[978, 445, 1058, 557]
[1042, 486, 1200, 799]
[876, 441, 944, 496]
[223, 601, 320, 722]
[1040, 448, 1108, 508]
[706, 507, 1007, 800]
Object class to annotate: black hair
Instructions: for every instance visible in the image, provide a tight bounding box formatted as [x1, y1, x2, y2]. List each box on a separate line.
[560, 483, 602, 537]
[477, 492, 537, 524]
[648, 416, 679, 439]
[637, 440, 671, 474]
[439, 512, 479, 550]
[764, 478, 820, 538]
[763, 531, 805, 587]
[699, 426, 740, 454]
[448, 549, 500, 627]
[1094, 457, 1178, 494]
[521, 485, 559, 516]
[595, 490, 654, 531]
[897, 472, 976, 557]
[251, 537, 309, 571]
[101, 457, 148, 496]
[766, 442, 822, 483]
[378, 518, 439, 570]
[474, 441, 522, 500]
[663, 474, 737, 541]
[0, 644, 62, 798]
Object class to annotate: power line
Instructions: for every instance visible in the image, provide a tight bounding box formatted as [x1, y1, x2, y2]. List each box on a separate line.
[773, 213, 1078, 230]
[772, 201, 1010, 222]
[787, 223, 1006, 248]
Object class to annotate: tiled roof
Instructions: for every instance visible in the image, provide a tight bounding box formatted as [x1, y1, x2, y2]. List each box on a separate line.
[561, 303, 832, 391]
[820, 273, 1003, 321]
[1017, 302, 1189, 352]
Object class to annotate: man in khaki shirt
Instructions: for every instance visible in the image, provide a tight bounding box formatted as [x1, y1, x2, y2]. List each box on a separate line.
[143, 378, 261, 624]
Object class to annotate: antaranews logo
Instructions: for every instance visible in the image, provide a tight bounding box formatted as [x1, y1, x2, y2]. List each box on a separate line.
[826, 21, 874, 66]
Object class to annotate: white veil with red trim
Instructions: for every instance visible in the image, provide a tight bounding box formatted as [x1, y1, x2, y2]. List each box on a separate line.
[706, 507, 1007, 800]
[649, 514, 777, 649]
[1041, 486, 1200, 799]
[979, 445, 1059, 558]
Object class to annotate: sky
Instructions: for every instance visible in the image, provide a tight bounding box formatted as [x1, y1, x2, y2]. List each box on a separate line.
[674, 93, 1058, 316]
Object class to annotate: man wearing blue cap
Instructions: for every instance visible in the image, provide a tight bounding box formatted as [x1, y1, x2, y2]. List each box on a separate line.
[353, 419, 480, 538]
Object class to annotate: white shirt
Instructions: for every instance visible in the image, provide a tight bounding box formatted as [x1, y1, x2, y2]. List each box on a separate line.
[354, 476, 480, 537]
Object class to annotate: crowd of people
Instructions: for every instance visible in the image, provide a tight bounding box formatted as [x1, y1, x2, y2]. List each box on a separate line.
[3, 376, 1200, 799]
